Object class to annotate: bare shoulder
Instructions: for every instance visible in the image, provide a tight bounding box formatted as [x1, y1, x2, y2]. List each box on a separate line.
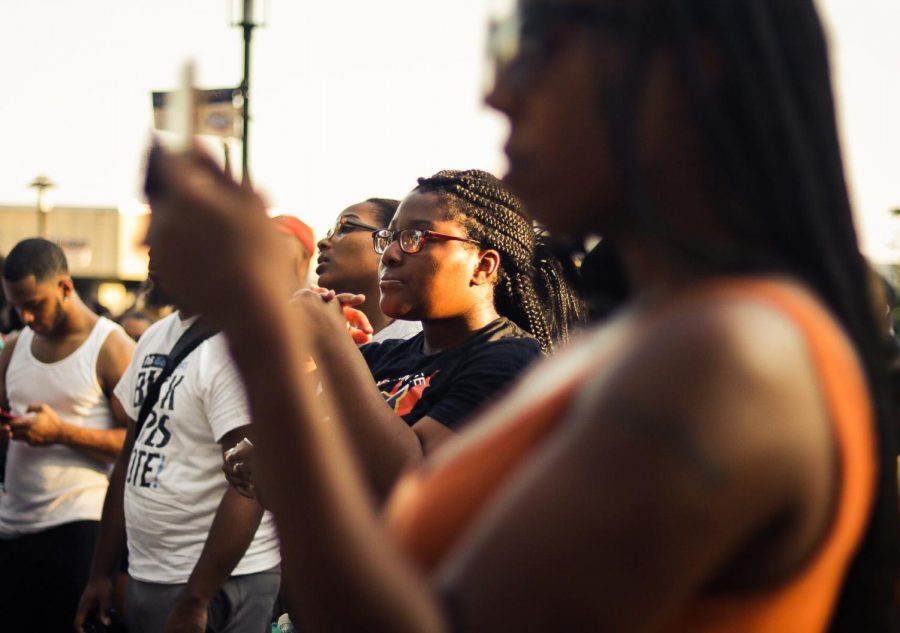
[575, 293, 834, 474]
[96, 324, 136, 394]
[564, 292, 837, 574]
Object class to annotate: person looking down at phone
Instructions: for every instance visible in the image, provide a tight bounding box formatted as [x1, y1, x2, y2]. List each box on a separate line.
[74, 246, 280, 633]
[0, 238, 134, 632]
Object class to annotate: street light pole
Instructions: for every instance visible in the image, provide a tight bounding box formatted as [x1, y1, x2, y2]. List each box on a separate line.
[232, 0, 264, 187]
[28, 174, 55, 238]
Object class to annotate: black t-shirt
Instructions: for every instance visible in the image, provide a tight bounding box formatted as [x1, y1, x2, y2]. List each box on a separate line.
[360, 318, 542, 431]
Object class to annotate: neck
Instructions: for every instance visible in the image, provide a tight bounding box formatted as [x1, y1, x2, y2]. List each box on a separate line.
[421, 304, 500, 355]
[48, 294, 97, 340]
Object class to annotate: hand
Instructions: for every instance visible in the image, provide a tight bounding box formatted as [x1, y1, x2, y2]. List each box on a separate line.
[144, 143, 292, 326]
[223, 438, 257, 500]
[163, 594, 208, 633]
[299, 286, 374, 343]
[74, 575, 113, 633]
[9, 403, 65, 446]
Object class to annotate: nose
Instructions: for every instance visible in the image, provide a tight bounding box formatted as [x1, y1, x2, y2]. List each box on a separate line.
[380, 238, 403, 268]
[484, 69, 516, 117]
[317, 235, 331, 251]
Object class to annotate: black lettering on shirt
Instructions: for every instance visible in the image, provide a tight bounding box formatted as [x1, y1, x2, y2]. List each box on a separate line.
[158, 375, 184, 411]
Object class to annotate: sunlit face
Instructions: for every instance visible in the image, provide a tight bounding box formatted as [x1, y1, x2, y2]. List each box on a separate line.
[315, 202, 385, 295]
[2, 274, 67, 335]
[378, 192, 486, 321]
[486, 0, 623, 236]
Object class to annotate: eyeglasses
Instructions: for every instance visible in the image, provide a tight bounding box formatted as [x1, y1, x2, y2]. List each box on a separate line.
[323, 216, 381, 241]
[372, 228, 481, 255]
[484, 4, 632, 94]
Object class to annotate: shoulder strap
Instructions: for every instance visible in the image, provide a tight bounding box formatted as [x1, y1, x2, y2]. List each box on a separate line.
[134, 320, 217, 439]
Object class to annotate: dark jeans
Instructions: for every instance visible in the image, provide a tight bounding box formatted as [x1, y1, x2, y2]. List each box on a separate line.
[0, 520, 100, 632]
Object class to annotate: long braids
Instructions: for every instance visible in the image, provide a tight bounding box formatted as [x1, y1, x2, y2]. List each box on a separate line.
[605, 1, 897, 629]
[414, 169, 584, 352]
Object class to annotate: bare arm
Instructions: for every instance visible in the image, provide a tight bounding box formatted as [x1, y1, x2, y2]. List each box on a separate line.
[164, 425, 266, 633]
[0, 333, 17, 442]
[298, 291, 453, 498]
[75, 396, 134, 632]
[9, 328, 134, 462]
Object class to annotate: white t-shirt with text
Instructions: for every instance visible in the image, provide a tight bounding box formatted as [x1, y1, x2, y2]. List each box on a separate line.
[114, 313, 279, 583]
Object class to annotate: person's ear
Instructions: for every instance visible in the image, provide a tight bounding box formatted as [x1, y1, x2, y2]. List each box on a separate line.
[58, 276, 74, 299]
[471, 249, 500, 286]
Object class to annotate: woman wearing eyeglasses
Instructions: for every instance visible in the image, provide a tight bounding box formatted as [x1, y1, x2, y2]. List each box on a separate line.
[281, 168, 583, 498]
[141, 0, 896, 630]
[314, 198, 421, 342]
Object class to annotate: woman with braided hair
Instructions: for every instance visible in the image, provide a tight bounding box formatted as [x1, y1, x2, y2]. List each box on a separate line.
[410, 169, 582, 353]
[142, 0, 896, 629]
[222, 168, 583, 502]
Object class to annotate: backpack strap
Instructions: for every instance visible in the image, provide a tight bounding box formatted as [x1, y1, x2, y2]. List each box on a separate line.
[134, 320, 217, 439]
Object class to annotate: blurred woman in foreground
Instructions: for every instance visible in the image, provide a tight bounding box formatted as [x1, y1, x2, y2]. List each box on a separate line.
[143, 0, 897, 630]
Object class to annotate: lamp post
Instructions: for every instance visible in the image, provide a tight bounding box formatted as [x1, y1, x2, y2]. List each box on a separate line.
[231, 0, 266, 186]
[28, 174, 55, 238]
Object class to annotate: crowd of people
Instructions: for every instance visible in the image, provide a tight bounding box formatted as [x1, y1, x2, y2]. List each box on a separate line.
[0, 0, 897, 631]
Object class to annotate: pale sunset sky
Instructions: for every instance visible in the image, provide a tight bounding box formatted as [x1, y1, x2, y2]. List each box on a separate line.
[1, 1, 898, 260]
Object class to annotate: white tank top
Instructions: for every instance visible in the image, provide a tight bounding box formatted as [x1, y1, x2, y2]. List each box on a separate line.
[0, 316, 122, 535]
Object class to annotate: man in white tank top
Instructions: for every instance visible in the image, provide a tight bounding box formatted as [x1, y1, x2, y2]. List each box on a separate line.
[0, 238, 134, 632]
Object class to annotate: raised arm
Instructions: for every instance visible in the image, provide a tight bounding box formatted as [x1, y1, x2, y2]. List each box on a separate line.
[294, 290, 455, 498]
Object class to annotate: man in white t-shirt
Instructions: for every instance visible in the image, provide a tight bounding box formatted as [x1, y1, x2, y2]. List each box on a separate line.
[75, 259, 280, 633]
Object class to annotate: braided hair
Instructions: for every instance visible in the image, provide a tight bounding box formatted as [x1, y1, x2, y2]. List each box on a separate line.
[414, 169, 584, 353]
[597, 1, 897, 629]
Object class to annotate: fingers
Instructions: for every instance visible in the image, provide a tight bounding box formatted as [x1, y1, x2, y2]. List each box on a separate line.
[335, 292, 366, 307]
[343, 306, 374, 334]
[8, 416, 31, 431]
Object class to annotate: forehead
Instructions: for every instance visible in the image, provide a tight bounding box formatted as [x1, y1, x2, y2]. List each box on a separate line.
[338, 202, 379, 224]
[393, 192, 451, 226]
[2, 275, 56, 300]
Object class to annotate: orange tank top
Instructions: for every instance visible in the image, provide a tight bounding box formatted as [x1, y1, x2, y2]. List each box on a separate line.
[384, 278, 876, 632]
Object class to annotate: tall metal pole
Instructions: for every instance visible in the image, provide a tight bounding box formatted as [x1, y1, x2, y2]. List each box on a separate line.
[240, 10, 253, 186]
[29, 175, 55, 238]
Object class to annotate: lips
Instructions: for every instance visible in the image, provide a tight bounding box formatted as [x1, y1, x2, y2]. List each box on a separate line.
[315, 256, 330, 275]
[379, 275, 404, 289]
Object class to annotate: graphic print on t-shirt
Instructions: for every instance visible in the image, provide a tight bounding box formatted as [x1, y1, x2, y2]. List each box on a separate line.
[125, 353, 182, 490]
[377, 371, 437, 417]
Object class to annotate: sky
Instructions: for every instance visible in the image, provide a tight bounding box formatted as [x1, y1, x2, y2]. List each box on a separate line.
[1, 0, 898, 260]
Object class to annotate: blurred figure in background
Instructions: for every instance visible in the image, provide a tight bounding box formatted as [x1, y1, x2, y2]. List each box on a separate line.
[272, 215, 315, 291]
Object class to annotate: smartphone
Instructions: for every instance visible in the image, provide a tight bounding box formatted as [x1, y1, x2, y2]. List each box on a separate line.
[144, 60, 197, 198]
[167, 59, 197, 153]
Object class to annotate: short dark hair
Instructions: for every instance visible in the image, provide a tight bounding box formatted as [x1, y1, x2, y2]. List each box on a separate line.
[364, 198, 401, 228]
[3, 238, 68, 283]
